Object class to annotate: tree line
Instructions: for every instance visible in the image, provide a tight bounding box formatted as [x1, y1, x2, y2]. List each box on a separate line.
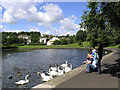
[2, 32, 41, 45]
[2, 31, 86, 46]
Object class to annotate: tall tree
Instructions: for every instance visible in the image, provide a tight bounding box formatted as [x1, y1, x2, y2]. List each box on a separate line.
[30, 32, 41, 43]
[76, 30, 87, 42]
[81, 2, 120, 46]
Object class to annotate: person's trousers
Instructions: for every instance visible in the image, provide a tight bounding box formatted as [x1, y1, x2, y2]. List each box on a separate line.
[87, 64, 95, 73]
[97, 59, 101, 75]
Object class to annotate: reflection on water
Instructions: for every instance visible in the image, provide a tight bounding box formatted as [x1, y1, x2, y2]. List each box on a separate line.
[2, 48, 111, 88]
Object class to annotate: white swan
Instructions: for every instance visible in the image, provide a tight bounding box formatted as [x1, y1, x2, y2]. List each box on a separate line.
[49, 64, 58, 71]
[47, 70, 58, 76]
[14, 74, 30, 85]
[57, 67, 64, 76]
[64, 64, 72, 73]
[60, 61, 68, 68]
[37, 72, 53, 82]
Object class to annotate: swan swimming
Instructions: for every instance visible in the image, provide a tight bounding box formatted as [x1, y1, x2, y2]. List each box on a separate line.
[14, 74, 30, 85]
[37, 72, 53, 82]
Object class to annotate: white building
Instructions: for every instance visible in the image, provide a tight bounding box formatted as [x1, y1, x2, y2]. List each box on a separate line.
[18, 35, 31, 44]
[39, 37, 47, 44]
[47, 37, 60, 45]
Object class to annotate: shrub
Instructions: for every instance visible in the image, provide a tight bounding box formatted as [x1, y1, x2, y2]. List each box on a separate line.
[53, 40, 61, 45]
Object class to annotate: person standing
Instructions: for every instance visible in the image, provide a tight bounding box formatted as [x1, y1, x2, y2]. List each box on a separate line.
[97, 43, 103, 75]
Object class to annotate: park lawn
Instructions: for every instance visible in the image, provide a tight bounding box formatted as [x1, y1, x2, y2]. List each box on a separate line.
[18, 43, 84, 49]
[106, 44, 120, 49]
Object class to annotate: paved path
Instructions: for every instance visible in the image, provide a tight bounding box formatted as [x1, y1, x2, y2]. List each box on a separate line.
[52, 49, 120, 89]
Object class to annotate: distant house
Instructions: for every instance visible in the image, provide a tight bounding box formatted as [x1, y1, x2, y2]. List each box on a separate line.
[18, 35, 31, 44]
[39, 37, 48, 44]
[47, 37, 60, 45]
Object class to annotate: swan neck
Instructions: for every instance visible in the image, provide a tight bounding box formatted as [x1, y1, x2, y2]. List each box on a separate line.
[25, 75, 29, 81]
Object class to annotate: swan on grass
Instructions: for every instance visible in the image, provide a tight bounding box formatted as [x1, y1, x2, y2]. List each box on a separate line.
[37, 72, 53, 82]
[14, 74, 30, 85]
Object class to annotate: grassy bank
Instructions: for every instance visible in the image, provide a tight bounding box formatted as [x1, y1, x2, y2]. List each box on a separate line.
[2, 43, 120, 49]
[18, 43, 86, 49]
[106, 44, 120, 49]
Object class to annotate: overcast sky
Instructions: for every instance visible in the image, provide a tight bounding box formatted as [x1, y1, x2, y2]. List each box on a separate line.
[0, 0, 88, 36]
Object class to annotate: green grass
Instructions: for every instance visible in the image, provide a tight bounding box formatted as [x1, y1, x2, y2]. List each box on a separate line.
[106, 44, 120, 49]
[2, 43, 120, 49]
[18, 43, 85, 49]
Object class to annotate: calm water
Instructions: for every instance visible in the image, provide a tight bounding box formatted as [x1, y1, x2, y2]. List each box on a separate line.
[2, 48, 110, 88]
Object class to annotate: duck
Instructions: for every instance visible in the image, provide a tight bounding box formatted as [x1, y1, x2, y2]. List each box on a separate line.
[16, 72, 22, 76]
[60, 61, 68, 68]
[26, 71, 29, 74]
[14, 66, 19, 71]
[14, 74, 30, 85]
[64, 64, 72, 73]
[37, 72, 53, 82]
[8, 75, 13, 79]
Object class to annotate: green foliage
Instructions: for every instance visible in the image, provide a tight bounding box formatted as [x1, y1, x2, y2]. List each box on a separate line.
[29, 42, 45, 45]
[80, 41, 91, 47]
[30, 32, 41, 43]
[2, 32, 41, 46]
[60, 38, 68, 45]
[81, 2, 120, 47]
[18, 31, 30, 36]
[53, 40, 61, 45]
[18, 38, 25, 45]
[76, 30, 87, 42]
[78, 40, 82, 45]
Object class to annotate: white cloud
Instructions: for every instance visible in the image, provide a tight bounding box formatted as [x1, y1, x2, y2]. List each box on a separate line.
[30, 27, 39, 32]
[50, 27, 76, 36]
[2, 11, 17, 24]
[37, 3, 63, 27]
[0, 25, 3, 28]
[1, 0, 34, 2]
[60, 15, 79, 31]
[0, 25, 5, 32]
[3, 29, 24, 33]
[1, 1, 35, 23]
[1, 1, 63, 27]
[44, 31, 50, 35]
